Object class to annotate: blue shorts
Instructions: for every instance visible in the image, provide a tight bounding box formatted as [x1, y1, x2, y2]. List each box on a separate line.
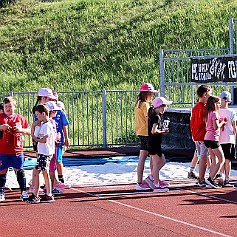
[55, 146, 63, 163]
[0, 154, 24, 170]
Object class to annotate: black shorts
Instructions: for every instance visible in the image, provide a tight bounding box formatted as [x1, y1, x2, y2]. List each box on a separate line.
[221, 143, 236, 160]
[35, 154, 52, 171]
[204, 140, 220, 149]
[139, 136, 148, 151]
[148, 141, 162, 157]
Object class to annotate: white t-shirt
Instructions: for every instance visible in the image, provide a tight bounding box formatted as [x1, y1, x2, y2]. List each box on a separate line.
[218, 108, 237, 144]
[37, 121, 55, 156]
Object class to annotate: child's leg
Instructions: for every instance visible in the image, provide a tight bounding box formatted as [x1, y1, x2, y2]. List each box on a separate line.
[197, 142, 208, 182]
[34, 170, 41, 197]
[190, 151, 198, 172]
[137, 150, 149, 183]
[224, 159, 231, 180]
[151, 154, 166, 185]
[56, 147, 65, 183]
[49, 154, 57, 189]
[42, 170, 52, 196]
[0, 169, 8, 195]
[209, 147, 225, 179]
[57, 162, 64, 182]
[208, 149, 217, 176]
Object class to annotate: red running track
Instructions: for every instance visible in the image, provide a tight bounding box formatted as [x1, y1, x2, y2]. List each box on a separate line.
[0, 181, 236, 237]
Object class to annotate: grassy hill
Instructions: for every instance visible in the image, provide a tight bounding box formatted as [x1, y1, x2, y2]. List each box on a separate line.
[0, 0, 236, 94]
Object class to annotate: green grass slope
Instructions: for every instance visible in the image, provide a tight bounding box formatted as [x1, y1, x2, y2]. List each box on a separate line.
[0, 0, 236, 93]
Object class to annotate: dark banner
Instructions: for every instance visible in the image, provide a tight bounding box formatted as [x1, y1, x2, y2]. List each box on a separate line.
[191, 56, 237, 83]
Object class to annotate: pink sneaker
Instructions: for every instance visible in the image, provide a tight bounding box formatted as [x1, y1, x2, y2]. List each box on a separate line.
[144, 176, 155, 189]
[159, 180, 169, 188]
[54, 182, 71, 190]
[29, 186, 45, 195]
[29, 186, 35, 194]
[136, 181, 151, 191]
[153, 184, 169, 193]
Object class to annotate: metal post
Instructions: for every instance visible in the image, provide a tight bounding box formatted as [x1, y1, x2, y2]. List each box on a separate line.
[229, 18, 234, 54]
[159, 49, 165, 97]
[102, 90, 107, 148]
[191, 83, 195, 107]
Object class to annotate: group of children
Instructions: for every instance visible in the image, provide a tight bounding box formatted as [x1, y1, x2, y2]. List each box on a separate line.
[135, 83, 237, 192]
[189, 85, 237, 189]
[0, 88, 70, 203]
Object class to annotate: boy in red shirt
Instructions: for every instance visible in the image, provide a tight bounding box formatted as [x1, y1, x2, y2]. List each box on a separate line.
[0, 97, 31, 201]
[190, 85, 212, 186]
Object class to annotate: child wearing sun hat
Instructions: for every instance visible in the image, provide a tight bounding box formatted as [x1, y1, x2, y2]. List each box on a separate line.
[134, 83, 159, 191]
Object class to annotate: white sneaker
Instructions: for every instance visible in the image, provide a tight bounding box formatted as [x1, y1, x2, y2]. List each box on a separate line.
[0, 193, 5, 201]
[20, 191, 29, 201]
[153, 184, 169, 193]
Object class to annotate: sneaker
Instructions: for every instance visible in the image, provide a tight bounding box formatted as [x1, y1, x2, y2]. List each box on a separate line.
[28, 194, 41, 204]
[28, 186, 45, 195]
[234, 181, 237, 190]
[223, 180, 232, 187]
[144, 176, 155, 189]
[52, 188, 63, 195]
[136, 181, 151, 191]
[20, 191, 29, 201]
[28, 186, 35, 194]
[214, 173, 222, 180]
[205, 177, 220, 189]
[0, 193, 5, 202]
[196, 180, 206, 187]
[40, 194, 55, 203]
[159, 179, 169, 188]
[54, 182, 71, 190]
[153, 184, 169, 193]
[187, 171, 199, 180]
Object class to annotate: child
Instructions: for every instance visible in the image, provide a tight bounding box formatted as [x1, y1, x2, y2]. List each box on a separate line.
[29, 88, 57, 192]
[190, 85, 212, 187]
[0, 97, 31, 202]
[145, 97, 172, 192]
[218, 91, 237, 186]
[45, 101, 67, 194]
[204, 96, 226, 188]
[29, 104, 56, 203]
[51, 100, 70, 189]
[134, 83, 158, 190]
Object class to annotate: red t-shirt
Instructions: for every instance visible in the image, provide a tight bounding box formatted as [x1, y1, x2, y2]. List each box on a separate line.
[190, 102, 206, 141]
[0, 113, 29, 154]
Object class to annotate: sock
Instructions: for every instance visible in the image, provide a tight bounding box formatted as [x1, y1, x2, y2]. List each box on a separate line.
[190, 167, 194, 172]
[16, 171, 26, 192]
[58, 175, 64, 183]
[0, 174, 7, 194]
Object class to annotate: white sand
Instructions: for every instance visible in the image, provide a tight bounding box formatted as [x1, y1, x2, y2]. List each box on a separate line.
[5, 157, 237, 189]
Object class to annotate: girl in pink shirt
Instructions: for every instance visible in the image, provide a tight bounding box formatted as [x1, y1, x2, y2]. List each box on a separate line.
[204, 96, 226, 188]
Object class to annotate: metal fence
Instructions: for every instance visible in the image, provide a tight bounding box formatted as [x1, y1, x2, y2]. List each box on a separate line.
[159, 49, 237, 107]
[229, 18, 237, 54]
[10, 90, 139, 148]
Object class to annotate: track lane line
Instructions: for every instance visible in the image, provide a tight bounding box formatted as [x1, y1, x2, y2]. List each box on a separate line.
[71, 187, 232, 237]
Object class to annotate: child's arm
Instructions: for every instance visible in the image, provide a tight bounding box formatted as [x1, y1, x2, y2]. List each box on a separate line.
[31, 120, 41, 137]
[33, 134, 49, 144]
[63, 125, 70, 147]
[151, 123, 167, 134]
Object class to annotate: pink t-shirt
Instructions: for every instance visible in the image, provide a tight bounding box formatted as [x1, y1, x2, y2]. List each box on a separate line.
[204, 111, 220, 141]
